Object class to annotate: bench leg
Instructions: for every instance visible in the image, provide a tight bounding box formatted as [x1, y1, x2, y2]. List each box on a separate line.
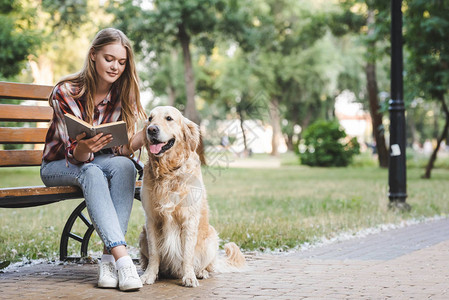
[59, 201, 96, 261]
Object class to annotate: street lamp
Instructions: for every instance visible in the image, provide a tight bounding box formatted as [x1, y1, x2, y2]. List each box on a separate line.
[388, 0, 410, 211]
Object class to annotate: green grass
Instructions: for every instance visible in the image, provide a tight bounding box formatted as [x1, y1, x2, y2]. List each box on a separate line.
[1, 154, 449, 263]
[206, 162, 449, 251]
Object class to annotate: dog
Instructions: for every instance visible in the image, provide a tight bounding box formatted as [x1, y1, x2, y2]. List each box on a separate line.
[139, 106, 246, 287]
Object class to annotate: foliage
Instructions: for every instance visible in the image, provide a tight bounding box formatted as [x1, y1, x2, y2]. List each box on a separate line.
[298, 120, 360, 167]
[329, 0, 392, 168]
[108, 0, 255, 107]
[139, 51, 187, 109]
[329, 0, 391, 95]
[0, 0, 40, 79]
[330, 0, 390, 59]
[404, 0, 449, 178]
[2, 0, 448, 167]
[41, 0, 89, 31]
[404, 0, 449, 101]
[222, 0, 346, 153]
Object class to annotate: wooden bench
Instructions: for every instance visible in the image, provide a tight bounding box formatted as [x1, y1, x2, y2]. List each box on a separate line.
[0, 81, 142, 261]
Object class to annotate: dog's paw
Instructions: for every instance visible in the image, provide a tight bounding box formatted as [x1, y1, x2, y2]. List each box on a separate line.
[140, 272, 158, 285]
[196, 269, 210, 280]
[182, 275, 199, 287]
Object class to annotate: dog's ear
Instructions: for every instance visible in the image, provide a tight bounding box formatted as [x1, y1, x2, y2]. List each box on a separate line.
[183, 117, 200, 152]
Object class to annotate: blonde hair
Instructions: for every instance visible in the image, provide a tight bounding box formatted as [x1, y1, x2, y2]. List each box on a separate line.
[50, 28, 146, 135]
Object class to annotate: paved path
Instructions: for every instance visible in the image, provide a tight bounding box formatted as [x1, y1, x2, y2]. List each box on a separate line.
[1, 218, 449, 299]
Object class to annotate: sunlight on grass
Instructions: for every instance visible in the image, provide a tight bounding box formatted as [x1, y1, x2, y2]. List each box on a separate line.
[1, 155, 449, 262]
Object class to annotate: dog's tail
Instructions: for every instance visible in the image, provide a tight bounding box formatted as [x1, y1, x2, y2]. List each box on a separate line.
[214, 242, 247, 273]
[139, 226, 149, 271]
[224, 242, 246, 268]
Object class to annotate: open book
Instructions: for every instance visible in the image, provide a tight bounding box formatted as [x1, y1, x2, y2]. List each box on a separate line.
[64, 113, 128, 149]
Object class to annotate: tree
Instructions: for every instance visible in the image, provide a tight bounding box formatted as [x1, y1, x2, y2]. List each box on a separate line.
[280, 34, 349, 150]
[1, 0, 109, 84]
[212, 49, 269, 153]
[241, 0, 330, 156]
[31, 0, 108, 84]
[331, 0, 390, 168]
[111, 0, 231, 123]
[140, 50, 186, 107]
[0, 0, 40, 79]
[404, 0, 449, 178]
[109, 0, 258, 164]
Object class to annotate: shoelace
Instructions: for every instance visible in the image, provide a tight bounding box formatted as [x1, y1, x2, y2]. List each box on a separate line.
[120, 265, 138, 280]
[101, 262, 117, 277]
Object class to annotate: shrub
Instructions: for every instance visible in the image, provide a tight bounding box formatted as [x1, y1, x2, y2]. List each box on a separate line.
[298, 120, 360, 167]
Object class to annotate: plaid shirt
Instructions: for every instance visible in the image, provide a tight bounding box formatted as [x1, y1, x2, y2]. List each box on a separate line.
[42, 82, 123, 164]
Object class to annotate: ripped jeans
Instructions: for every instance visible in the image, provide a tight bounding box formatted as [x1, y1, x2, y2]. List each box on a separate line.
[40, 154, 137, 251]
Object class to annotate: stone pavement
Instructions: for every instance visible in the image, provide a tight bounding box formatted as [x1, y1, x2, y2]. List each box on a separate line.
[1, 218, 449, 299]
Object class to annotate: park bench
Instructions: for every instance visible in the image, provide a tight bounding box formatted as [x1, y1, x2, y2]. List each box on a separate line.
[0, 81, 142, 261]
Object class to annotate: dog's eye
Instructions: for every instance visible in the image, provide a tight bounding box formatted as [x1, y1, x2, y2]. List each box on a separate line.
[148, 116, 153, 122]
[166, 116, 173, 121]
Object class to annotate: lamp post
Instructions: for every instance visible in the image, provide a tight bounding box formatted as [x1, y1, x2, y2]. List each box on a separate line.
[388, 0, 410, 211]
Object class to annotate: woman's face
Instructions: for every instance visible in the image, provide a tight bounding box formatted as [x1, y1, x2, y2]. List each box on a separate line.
[91, 42, 127, 88]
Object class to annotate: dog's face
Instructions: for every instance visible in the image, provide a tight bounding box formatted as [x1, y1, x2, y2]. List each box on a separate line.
[145, 106, 200, 157]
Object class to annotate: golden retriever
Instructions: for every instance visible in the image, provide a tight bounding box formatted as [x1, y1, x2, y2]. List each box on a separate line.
[139, 106, 246, 287]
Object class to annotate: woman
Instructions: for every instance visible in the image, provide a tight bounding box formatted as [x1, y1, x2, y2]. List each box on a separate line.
[41, 28, 146, 291]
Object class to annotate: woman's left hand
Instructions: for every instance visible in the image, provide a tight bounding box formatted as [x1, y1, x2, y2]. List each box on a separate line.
[120, 129, 145, 156]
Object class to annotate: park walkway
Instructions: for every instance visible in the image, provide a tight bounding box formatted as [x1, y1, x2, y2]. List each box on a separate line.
[1, 217, 448, 299]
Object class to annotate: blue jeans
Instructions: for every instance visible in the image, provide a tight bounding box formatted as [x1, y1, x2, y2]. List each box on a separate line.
[40, 154, 137, 251]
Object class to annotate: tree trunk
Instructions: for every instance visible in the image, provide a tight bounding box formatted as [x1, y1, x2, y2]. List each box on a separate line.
[178, 24, 206, 165]
[366, 63, 389, 168]
[29, 55, 54, 85]
[299, 111, 312, 140]
[269, 97, 282, 156]
[286, 134, 294, 151]
[423, 97, 449, 179]
[29, 55, 54, 151]
[166, 85, 176, 106]
[366, 9, 389, 168]
[286, 104, 300, 151]
[239, 117, 248, 152]
[407, 109, 418, 147]
[178, 25, 200, 125]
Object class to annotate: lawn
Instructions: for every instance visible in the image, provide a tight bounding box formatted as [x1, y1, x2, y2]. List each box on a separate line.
[1, 152, 449, 263]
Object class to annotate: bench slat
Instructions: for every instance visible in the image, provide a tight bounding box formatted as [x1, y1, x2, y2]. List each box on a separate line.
[0, 150, 43, 167]
[0, 186, 82, 208]
[0, 104, 53, 122]
[0, 185, 81, 197]
[0, 82, 52, 100]
[0, 127, 48, 143]
[0, 183, 142, 208]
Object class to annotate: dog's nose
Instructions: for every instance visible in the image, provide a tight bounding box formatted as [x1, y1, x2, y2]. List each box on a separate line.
[147, 125, 159, 136]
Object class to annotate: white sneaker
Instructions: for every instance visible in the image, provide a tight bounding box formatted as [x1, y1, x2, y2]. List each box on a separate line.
[118, 263, 143, 291]
[98, 261, 118, 288]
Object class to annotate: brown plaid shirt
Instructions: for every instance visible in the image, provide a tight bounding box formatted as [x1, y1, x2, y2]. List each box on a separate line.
[42, 82, 123, 164]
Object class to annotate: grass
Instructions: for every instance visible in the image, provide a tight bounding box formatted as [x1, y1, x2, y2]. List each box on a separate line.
[207, 158, 449, 251]
[1, 152, 449, 263]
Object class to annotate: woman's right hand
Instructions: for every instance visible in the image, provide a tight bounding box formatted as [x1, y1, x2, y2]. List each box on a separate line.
[73, 132, 113, 161]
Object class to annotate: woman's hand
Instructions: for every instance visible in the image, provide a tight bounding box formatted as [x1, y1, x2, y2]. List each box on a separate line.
[73, 132, 113, 161]
[119, 129, 145, 156]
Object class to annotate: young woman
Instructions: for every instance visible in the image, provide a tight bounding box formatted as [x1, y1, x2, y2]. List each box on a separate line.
[40, 28, 146, 291]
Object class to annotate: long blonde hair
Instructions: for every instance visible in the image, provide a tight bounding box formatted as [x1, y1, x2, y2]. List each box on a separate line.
[49, 28, 146, 135]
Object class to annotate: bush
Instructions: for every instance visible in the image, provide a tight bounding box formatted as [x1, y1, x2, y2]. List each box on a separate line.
[298, 120, 360, 167]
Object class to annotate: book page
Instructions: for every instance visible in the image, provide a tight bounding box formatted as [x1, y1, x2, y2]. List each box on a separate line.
[64, 114, 95, 140]
[64, 114, 129, 149]
[94, 122, 129, 148]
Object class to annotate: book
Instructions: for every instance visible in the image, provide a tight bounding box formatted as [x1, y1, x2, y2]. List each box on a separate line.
[64, 113, 128, 149]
